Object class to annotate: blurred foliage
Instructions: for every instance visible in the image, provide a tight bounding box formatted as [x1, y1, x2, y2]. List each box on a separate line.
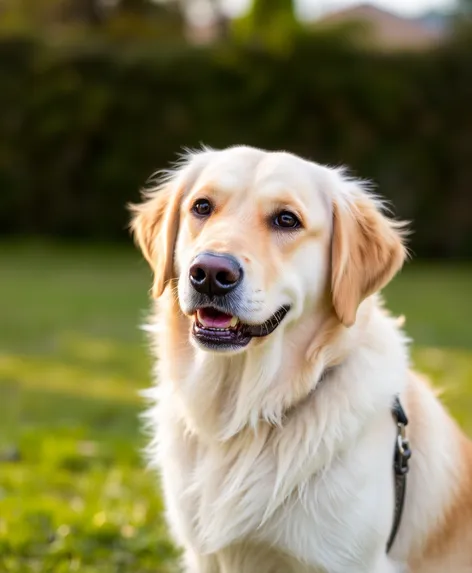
[233, 0, 300, 51]
[0, 33, 471, 257]
[0, 0, 186, 41]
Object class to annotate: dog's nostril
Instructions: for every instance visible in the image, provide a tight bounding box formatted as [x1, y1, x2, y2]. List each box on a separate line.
[216, 270, 237, 286]
[191, 267, 206, 284]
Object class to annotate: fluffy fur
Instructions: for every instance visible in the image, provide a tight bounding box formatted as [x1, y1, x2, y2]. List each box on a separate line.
[130, 146, 472, 573]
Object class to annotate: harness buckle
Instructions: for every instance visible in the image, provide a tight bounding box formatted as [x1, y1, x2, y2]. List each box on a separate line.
[387, 396, 411, 554]
[394, 423, 411, 476]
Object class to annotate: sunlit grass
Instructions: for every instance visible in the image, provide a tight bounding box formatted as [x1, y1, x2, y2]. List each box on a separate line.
[0, 243, 471, 571]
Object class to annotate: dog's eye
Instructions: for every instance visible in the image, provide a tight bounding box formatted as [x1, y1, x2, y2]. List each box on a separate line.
[272, 211, 301, 229]
[192, 199, 213, 217]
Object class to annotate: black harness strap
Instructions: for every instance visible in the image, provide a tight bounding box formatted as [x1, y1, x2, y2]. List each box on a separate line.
[386, 396, 411, 553]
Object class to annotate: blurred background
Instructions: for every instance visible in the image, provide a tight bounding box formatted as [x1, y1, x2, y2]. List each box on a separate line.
[0, 0, 471, 571]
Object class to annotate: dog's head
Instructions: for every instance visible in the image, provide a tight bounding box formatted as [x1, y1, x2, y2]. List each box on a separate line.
[131, 146, 407, 354]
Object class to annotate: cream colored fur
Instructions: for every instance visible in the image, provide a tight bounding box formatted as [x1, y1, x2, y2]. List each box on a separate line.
[131, 146, 472, 573]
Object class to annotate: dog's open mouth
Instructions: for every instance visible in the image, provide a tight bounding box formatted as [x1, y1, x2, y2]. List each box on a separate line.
[192, 305, 290, 350]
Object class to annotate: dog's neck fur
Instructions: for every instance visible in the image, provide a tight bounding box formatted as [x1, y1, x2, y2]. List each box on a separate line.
[144, 289, 410, 553]
[150, 289, 409, 444]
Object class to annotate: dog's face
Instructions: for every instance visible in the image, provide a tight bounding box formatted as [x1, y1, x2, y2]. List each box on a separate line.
[131, 146, 406, 354]
[174, 148, 334, 353]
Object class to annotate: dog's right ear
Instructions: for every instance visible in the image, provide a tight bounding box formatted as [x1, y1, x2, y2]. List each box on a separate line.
[129, 182, 181, 298]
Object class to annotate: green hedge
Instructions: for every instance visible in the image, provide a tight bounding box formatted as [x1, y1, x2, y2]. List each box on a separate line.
[1, 37, 471, 257]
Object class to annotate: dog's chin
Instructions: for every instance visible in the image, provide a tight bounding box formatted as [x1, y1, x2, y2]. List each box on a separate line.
[190, 305, 291, 353]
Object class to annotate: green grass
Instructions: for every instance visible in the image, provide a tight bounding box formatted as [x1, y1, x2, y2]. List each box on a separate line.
[0, 243, 471, 572]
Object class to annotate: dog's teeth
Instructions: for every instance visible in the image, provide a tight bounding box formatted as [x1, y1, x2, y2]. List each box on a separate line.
[195, 311, 239, 330]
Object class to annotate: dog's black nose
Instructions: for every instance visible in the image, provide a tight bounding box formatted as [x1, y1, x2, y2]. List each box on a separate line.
[189, 252, 242, 296]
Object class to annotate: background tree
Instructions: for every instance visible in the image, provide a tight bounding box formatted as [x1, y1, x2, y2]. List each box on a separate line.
[457, 0, 472, 16]
[452, 0, 472, 42]
[232, 0, 300, 51]
[60, 0, 104, 26]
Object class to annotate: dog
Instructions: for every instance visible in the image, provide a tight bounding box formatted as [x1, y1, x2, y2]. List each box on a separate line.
[130, 145, 472, 572]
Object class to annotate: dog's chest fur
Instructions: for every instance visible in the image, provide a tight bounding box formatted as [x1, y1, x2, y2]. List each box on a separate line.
[157, 400, 396, 573]
[144, 304, 409, 572]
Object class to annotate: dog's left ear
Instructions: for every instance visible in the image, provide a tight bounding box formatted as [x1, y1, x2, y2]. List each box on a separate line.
[331, 185, 408, 327]
[129, 182, 182, 298]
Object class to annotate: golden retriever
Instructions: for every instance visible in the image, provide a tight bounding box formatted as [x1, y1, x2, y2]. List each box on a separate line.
[130, 145, 472, 573]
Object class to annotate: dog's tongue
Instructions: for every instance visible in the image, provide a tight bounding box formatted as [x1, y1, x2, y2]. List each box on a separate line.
[197, 308, 237, 329]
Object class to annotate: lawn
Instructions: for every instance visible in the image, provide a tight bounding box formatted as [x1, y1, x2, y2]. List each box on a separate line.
[0, 243, 471, 572]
